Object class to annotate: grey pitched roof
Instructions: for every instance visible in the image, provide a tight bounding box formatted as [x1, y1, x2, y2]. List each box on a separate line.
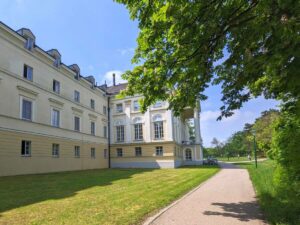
[106, 83, 128, 94]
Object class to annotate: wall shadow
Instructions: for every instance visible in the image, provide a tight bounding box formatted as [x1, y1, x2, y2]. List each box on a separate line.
[0, 168, 154, 215]
[203, 201, 266, 223]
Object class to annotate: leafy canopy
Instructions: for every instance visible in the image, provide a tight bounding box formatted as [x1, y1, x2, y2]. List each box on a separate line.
[116, 0, 299, 118]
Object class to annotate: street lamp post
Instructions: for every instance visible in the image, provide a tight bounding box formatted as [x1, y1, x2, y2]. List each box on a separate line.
[252, 129, 258, 168]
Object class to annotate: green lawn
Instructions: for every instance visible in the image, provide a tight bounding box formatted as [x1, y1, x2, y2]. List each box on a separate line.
[237, 160, 300, 225]
[0, 166, 219, 225]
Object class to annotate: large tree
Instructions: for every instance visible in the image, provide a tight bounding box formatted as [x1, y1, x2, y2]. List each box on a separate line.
[116, 0, 299, 118]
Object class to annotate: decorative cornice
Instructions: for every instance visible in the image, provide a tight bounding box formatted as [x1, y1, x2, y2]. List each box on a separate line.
[48, 98, 64, 107]
[17, 85, 38, 96]
[71, 107, 83, 114]
[88, 113, 97, 119]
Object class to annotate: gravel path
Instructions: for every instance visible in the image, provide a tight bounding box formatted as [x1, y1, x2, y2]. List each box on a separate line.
[144, 163, 267, 225]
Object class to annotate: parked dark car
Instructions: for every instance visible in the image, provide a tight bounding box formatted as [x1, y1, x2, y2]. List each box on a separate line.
[203, 157, 218, 165]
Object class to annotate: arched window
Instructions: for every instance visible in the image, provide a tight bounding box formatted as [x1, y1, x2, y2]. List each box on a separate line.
[133, 117, 143, 124]
[153, 114, 164, 139]
[153, 114, 163, 122]
[133, 117, 143, 140]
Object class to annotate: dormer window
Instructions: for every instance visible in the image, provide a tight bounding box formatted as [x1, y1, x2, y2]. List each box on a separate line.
[68, 64, 80, 80]
[47, 49, 61, 68]
[25, 38, 34, 51]
[54, 58, 61, 67]
[17, 28, 35, 51]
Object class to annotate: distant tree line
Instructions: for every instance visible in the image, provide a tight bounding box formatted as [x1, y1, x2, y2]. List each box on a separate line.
[204, 109, 280, 158]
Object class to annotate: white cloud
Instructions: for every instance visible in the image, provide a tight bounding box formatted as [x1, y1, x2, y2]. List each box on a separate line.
[200, 110, 220, 122]
[100, 70, 126, 86]
[117, 48, 134, 56]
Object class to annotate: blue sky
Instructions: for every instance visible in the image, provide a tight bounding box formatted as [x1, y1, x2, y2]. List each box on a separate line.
[0, 0, 278, 146]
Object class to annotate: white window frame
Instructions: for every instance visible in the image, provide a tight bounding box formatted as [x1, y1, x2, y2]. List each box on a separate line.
[23, 64, 33, 81]
[52, 144, 60, 158]
[53, 80, 60, 94]
[154, 121, 164, 139]
[116, 103, 123, 113]
[74, 90, 80, 102]
[74, 116, 81, 132]
[25, 38, 34, 51]
[20, 96, 34, 121]
[156, 146, 163, 156]
[134, 123, 143, 140]
[116, 125, 125, 142]
[51, 108, 60, 128]
[90, 99, 95, 110]
[133, 100, 140, 111]
[74, 146, 80, 158]
[21, 140, 31, 157]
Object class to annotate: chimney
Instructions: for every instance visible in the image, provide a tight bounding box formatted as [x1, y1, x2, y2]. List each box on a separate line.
[113, 73, 116, 86]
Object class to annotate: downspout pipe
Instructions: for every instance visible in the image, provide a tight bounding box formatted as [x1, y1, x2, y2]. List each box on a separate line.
[107, 95, 111, 168]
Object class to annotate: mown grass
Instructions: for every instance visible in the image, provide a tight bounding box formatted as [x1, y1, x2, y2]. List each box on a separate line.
[237, 160, 300, 225]
[0, 166, 219, 225]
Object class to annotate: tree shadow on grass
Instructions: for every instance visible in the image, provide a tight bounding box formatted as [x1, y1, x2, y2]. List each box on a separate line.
[0, 168, 154, 215]
[203, 201, 266, 223]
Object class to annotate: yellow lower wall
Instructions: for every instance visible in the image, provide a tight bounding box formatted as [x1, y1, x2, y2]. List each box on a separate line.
[0, 130, 108, 176]
[110, 142, 183, 168]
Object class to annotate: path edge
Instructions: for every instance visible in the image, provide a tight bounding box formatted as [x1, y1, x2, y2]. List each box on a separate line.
[142, 168, 222, 225]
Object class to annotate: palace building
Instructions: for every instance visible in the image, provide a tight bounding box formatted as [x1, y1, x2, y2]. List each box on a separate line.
[0, 22, 203, 176]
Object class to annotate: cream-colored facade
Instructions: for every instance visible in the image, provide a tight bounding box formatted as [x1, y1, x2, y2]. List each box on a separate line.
[0, 22, 108, 176]
[0, 22, 203, 176]
[107, 90, 203, 168]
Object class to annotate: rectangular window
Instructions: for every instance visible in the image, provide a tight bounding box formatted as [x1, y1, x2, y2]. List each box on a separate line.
[51, 109, 60, 127]
[53, 80, 60, 94]
[104, 149, 108, 158]
[74, 90, 80, 102]
[74, 146, 80, 158]
[116, 125, 124, 142]
[91, 148, 96, 158]
[103, 126, 107, 138]
[153, 101, 163, 108]
[21, 140, 31, 156]
[90, 99, 95, 109]
[23, 65, 33, 81]
[103, 106, 107, 115]
[52, 144, 59, 157]
[154, 121, 164, 139]
[133, 100, 140, 111]
[156, 146, 163, 156]
[134, 123, 143, 140]
[116, 103, 123, 113]
[117, 148, 123, 157]
[22, 99, 32, 121]
[135, 147, 142, 157]
[91, 121, 95, 135]
[74, 116, 80, 131]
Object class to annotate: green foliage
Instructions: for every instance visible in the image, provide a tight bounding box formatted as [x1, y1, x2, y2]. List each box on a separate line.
[115, 0, 299, 117]
[240, 160, 300, 225]
[271, 109, 300, 203]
